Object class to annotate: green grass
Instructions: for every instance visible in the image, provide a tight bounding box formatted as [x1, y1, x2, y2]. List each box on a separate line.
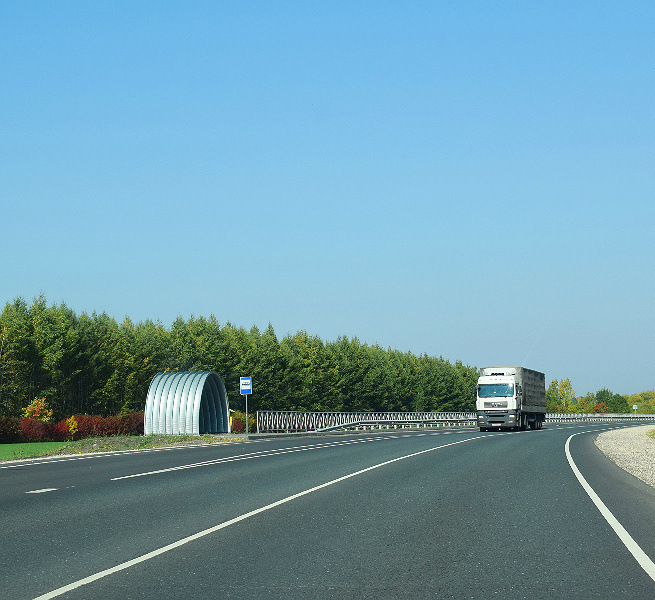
[0, 434, 244, 461]
[0, 441, 69, 460]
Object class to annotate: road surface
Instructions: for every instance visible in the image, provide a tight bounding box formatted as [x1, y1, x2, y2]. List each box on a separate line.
[2, 423, 655, 599]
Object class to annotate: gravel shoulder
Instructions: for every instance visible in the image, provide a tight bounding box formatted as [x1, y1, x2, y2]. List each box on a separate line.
[595, 425, 655, 489]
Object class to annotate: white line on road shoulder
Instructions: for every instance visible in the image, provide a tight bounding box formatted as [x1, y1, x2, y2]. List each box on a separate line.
[32, 435, 483, 599]
[565, 432, 655, 582]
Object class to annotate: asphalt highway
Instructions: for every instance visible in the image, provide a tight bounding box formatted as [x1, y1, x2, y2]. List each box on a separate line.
[2, 423, 655, 599]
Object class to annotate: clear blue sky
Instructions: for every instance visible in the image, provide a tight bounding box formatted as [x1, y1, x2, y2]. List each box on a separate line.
[2, 2, 653, 396]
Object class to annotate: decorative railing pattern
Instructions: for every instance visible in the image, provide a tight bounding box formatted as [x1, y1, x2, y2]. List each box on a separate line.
[255, 411, 655, 433]
[256, 411, 476, 433]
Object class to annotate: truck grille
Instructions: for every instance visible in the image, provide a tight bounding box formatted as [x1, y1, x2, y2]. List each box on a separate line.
[484, 401, 508, 408]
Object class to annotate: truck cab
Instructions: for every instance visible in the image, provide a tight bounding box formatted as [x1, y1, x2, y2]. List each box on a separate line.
[476, 370, 520, 430]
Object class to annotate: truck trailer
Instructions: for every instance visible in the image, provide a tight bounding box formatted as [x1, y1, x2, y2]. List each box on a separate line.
[475, 366, 546, 431]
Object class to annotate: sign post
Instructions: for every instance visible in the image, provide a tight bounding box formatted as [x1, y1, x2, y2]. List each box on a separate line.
[240, 377, 253, 433]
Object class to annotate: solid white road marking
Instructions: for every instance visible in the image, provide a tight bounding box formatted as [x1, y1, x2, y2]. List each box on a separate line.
[566, 432, 655, 582]
[32, 435, 483, 599]
[25, 488, 58, 494]
[111, 432, 457, 480]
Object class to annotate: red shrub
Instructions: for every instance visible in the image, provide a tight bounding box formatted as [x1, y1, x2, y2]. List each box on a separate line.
[73, 414, 104, 438]
[20, 418, 57, 442]
[231, 418, 245, 433]
[120, 412, 144, 435]
[0, 417, 21, 443]
[3, 412, 145, 443]
[72, 413, 144, 438]
[53, 419, 71, 441]
[98, 415, 121, 436]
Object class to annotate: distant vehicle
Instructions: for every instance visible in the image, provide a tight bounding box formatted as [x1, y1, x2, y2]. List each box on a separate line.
[475, 366, 546, 432]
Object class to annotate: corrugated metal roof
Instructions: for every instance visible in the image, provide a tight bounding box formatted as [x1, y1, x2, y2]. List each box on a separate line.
[144, 371, 229, 435]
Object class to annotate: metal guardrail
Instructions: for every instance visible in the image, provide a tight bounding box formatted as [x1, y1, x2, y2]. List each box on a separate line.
[256, 411, 476, 433]
[317, 417, 477, 432]
[256, 411, 655, 433]
[545, 413, 655, 423]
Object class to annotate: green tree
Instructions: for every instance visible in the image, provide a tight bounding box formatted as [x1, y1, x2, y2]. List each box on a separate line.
[29, 298, 85, 418]
[546, 378, 576, 412]
[79, 311, 121, 415]
[244, 323, 286, 412]
[607, 392, 629, 413]
[577, 392, 597, 413]
[448, 360, 478, 412]
[280, 330, 331, 411]
[329, 336, 370, 412]
[97, 317, 138, 415]
[546, 380, 561, 412]
[218, 322, 252, 405]
[0, 298, 33, 417]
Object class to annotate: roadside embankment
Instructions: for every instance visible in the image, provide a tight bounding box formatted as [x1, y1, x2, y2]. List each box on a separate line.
[595, 425, 655, 489]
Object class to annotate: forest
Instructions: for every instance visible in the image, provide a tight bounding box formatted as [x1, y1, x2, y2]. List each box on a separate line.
[2, 296, 652, 422]
[0, 296, 479, 420]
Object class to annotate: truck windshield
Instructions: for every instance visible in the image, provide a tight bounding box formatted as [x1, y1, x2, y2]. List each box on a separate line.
[478, 384, 514, 398]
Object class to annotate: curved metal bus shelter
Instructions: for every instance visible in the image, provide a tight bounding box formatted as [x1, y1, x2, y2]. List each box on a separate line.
[144, 371, 229, 435]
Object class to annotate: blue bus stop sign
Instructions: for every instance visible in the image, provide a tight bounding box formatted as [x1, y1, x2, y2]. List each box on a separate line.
[240, 377, 252, 395]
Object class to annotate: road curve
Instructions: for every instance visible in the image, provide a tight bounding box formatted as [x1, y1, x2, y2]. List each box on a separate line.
[2, 423, 655, 599]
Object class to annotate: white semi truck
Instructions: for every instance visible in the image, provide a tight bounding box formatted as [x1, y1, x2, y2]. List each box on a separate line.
[475, 366, 546, 431]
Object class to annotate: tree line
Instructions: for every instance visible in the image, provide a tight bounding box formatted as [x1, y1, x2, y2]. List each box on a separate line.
[0, 296, 479, 420]
[546, 378, 654, 414]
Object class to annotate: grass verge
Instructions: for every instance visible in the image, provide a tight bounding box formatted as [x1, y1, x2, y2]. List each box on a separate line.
[0, 441, 69, 460]
[0, 434, 244, 461]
